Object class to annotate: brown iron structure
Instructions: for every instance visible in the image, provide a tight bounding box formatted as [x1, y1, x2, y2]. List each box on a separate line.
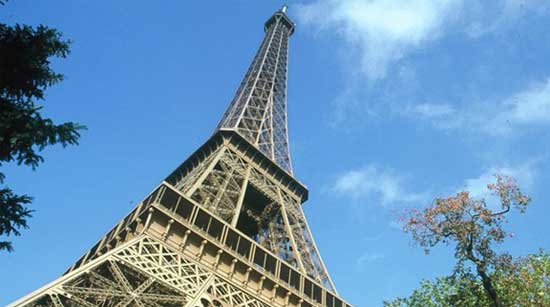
[7, 6, 354, 307]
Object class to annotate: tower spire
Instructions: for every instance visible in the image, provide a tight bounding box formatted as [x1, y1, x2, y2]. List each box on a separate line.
[6, 7, 355, 307]
[216, 7, 295, 174]
[281, 4, 288, 13]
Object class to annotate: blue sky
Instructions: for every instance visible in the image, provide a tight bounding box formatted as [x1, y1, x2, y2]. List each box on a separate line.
[1, 1, 550, 306]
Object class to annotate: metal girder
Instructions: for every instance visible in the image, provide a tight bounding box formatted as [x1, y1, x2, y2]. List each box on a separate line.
[166, 140, 335, 291]
[215, 10, 293, 174]
[9, 237, 276, 307]
[7, 7, 350, 307]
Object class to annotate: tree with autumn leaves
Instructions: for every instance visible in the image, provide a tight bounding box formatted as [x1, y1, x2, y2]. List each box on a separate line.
[384, 175, 549, 306]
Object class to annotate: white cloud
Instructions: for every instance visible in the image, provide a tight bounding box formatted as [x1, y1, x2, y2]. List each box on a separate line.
[297, 1, 550, 129]
[297, 0, 459, 80]
[405, 103, 455, 119]
[459, 161, 537, 209]
[331, 159, 539, 214]
[297, 0, 549, 81]
[416, 79, 550, 135]
[501, 79, 550, 126]
[466, 0, 550, 37]
[332, 164, 425, 205]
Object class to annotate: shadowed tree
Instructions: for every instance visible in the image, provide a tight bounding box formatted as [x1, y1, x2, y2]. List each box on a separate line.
[0, 5, 85, 251]
[399, 175, 531, 307]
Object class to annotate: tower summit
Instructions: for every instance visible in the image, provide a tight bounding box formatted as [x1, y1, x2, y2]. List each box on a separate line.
[216, 5, 295, 173]
[8, 6, 354, 307]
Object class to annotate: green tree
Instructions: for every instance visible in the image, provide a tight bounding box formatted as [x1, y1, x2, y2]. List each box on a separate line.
[399, 175, 531, 307]
[384, 275, 488, 307]
[494, 250, 550, 306]
[384, 251, 550, 307]
[0, 10, 84, 251]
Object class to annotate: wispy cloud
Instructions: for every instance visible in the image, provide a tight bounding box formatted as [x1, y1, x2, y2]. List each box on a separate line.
[297, 0, 550, 129]
[297, 0, 548, 81]
[332, 164, 426, 206]
[404, 103, 456, 119]
[466, 0, 550, 37]
[493, 79, 550, 132]
[410, 79, 550, 135]
[332, 160, 538, 207]
[464, 164, 536, 197]
[356, 252, 385, 268]
[297, 0, 459, 81]
[458, 160, 537, 209]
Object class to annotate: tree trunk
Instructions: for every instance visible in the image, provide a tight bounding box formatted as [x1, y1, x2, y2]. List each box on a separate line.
[476, 266, 502, 307]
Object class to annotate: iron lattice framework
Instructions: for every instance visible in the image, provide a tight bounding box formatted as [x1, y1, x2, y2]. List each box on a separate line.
[216, 7, 293, 174]
[7, 6, 354, 307]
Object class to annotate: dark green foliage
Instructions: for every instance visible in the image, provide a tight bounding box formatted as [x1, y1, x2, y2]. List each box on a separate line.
[0, 21, 84, 252]
[0, 188, 32, 252]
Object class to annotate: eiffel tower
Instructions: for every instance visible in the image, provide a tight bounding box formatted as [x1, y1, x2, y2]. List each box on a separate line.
[8, 6, 353, 307]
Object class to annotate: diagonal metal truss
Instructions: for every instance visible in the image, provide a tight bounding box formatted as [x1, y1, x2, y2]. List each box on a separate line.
[7, 6, 354, 307]
[11, 237, 273, 307]
[167, 137, 335, 291]
[216, 8, 293, 174]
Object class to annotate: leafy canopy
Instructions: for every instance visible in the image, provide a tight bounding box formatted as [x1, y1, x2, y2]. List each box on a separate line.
[384, 251, 550, 307]
[399, 175, 531, 307]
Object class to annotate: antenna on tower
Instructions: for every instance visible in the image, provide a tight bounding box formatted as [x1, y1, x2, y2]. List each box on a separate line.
[281, 4, 288, 13]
